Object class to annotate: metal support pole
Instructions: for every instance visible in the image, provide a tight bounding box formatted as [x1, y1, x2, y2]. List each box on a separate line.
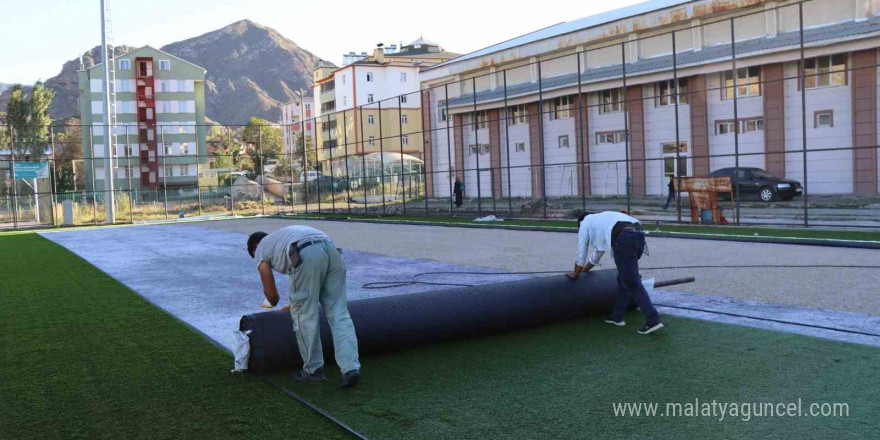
[228, 127, 236, 217]
[472, 77, 482, 215]
[398, 95, 406, 215]
[444, 84, 454, 216]
[502, 71, 514, 217]
[88, 125, 98, 225]
[799, 2, 809, 227]
[195, 125, 202, 217]
[672, 31, 684, 224]
[301, 113, 308, 215]
[359, 105, 368, 214]
[100, 0, 116, 224]
[621, 42, 632, 215]
[377, 101, 386, 214]
[419, 90, 429, 216]
[315, 119, 322, 214]
[258, 125, 266, 216]
[9, 127, 19, 229]
[536, 61, 547, 218]
[49, 126, 57, 226]
[328, 116, 336, 214]
[160, 128, 169, 220]
[576, 52, 586, 213]
[125, 126, 133, 223]
[731, 19, 742, 226]
[343, 110, 352, 214]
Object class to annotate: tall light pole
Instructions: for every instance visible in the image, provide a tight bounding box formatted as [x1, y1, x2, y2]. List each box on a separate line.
[100, 0, 116, 223]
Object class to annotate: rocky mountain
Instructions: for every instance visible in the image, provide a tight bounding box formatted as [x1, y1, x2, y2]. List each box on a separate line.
[0, 83, 9, 93]
[0, 20, 330, 124]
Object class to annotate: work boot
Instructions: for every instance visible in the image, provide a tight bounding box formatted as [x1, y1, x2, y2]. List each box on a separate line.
[339, 369, 360, 389]
[292, 367, 326, 382]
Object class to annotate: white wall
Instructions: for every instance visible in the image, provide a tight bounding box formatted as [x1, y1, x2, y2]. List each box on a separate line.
[783, 61, 853, 194]
[500, 120, 532, 197]
[588, 92, 628, 197]
[541, 109, 578, 197]
[706, 72, 765, 173]
[643, 83, 693, 196]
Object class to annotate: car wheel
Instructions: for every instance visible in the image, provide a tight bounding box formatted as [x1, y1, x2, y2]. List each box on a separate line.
[759, 187, 776, 202]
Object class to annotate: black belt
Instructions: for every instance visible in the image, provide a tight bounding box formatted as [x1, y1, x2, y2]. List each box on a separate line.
[292, 238, 327, 253]
[611, 222, 640, 243]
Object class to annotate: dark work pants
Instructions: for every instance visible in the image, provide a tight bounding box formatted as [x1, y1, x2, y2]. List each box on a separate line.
[608, 230, 660, 325]
[663, 191, 675, 209]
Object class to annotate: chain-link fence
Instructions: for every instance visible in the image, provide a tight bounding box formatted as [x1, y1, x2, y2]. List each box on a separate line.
[2, 0, 879, 231]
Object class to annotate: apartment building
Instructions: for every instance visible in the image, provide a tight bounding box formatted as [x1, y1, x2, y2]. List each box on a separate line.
[77, 46, 207, 193]
[419, 0, 880, 199]
[312, 38, 459, 177]
[280, 95, 314, 158]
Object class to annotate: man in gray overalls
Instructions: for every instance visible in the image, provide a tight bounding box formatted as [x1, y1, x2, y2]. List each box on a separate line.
[248, 225, 361, 388]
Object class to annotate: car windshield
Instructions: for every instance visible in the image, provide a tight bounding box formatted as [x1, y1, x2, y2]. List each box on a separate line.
[750, 169, 778, 179]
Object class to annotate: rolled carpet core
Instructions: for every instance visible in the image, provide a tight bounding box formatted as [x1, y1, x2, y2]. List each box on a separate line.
[240, 270, 651, 373]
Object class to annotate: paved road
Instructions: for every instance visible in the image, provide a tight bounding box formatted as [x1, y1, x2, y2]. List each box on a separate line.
[191, 218, 880, 315]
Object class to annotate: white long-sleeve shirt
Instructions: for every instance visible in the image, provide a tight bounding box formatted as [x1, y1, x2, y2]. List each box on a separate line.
[576, 211, 641, 267]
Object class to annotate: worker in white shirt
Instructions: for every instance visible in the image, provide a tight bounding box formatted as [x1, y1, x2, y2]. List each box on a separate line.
[248, 225, 361, 388]
[566, 211, 664, 335]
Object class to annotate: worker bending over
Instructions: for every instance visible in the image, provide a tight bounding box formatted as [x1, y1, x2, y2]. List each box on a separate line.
[248, 225, 361, 388]
[566, 211, 664, 335]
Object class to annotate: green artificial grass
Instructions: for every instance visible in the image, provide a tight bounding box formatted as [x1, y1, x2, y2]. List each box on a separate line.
[287, 213, 880, 243]
[0, 234, 345, 440]
[274, 315, 879, 440]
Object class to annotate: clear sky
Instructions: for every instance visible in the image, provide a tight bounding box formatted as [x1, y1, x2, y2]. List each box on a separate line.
[0, 0, 644, 85]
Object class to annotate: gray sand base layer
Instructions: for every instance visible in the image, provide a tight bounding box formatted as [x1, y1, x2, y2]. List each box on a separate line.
[39, 219, 880, 351]
[39, 225, 532, 351]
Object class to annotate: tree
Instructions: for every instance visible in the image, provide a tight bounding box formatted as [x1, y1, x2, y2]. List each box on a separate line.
[241, 117, 283, 176]
[5, 83, 55, 160]
[53, 119, 83, 192]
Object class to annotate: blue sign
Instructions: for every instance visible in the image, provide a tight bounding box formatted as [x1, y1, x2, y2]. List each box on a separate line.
[11, 161, 49, 179]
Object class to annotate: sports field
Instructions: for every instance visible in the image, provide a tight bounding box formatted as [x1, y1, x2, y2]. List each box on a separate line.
[2, 220, 878, 439]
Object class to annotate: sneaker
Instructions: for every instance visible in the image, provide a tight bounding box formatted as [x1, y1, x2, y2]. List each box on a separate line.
[291, 367, 326, 382]
[637, 322, 664, 335]
[604, 317, 626, 327]
[339, 369, 360, 389]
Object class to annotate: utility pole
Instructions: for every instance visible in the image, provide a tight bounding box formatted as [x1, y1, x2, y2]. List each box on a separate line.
[100, 0, 116, 223]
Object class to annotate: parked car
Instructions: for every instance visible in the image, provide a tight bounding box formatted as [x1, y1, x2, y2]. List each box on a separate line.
[709, 167, 803, 202]
[299, 170, 324, 183]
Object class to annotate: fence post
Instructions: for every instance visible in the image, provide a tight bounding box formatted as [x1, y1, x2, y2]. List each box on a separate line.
[536, 60, 547, 218]
[258, 124, 266, 216]
[502, 71, 514, 216]
[359, 105, 368, 215]
[328, 115, 336, 214]
[730, 19, 742, 226]
[49, 126, 57, 227]
[88, 125, 99, 226]
[621, 42, 632, 215]
[444, 84, 454, 216]
[301, 113, 309, 215]
[472, 77, 483, 215]
[398, 94, 406, 215]
[343, 109, 352, 215]
[196, 124, 202, 217]
[125, 125, 134, 223]
[799, 2, 809, 227]
[378, 101, 386, 215]
[10, 126, 19, 229]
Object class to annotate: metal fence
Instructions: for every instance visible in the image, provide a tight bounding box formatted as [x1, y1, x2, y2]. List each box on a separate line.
[2, 0, 880, 230]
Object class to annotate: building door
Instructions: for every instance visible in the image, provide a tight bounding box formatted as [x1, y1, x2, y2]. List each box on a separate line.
[662, 142, 688, 195]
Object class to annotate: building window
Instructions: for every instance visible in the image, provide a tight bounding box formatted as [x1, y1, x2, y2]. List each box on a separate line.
[549, 96, 572, 120]
[178, 165, 188, 176]
[741, 119, 764, 133]
[342, 75, 346, 85]
[164, 165, 174, 177]
[164, 144, 173, 155]
[402, 135, 409, 146]
[124, 145, 132, 156]
[180, 143, 189, 155]
[369, 136, 375, 146]
[599, 88, 625, 114]
[118, 59, 131, 70]
[715, 121, 735, 135]
[477, 111, 487, 129]
[468, 144, 479, 156]
[401, 114, 408, 124]
[400, 72, 407, 82]
[656, 78, 688, 106]
[400, 95, 408, 104]
[439, 108, 448, 123]
[662, 142, 688, 154]
[815, 110, 834, 128]
[368, 114, 375, 125]
[367, 94, 374, 103]
[723, 67, 761, 99]
[515, 142, 526, 153]
[158, 60, 171, 71]
[510, 104, 528, 125]
[558, 135, 570, 149]
[366, 72, 374, 82]
[804, 54, 847, 89]
[343, 96, 347, 106]
[481, 144, 490, 155]
[595, 131, 626, 145]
